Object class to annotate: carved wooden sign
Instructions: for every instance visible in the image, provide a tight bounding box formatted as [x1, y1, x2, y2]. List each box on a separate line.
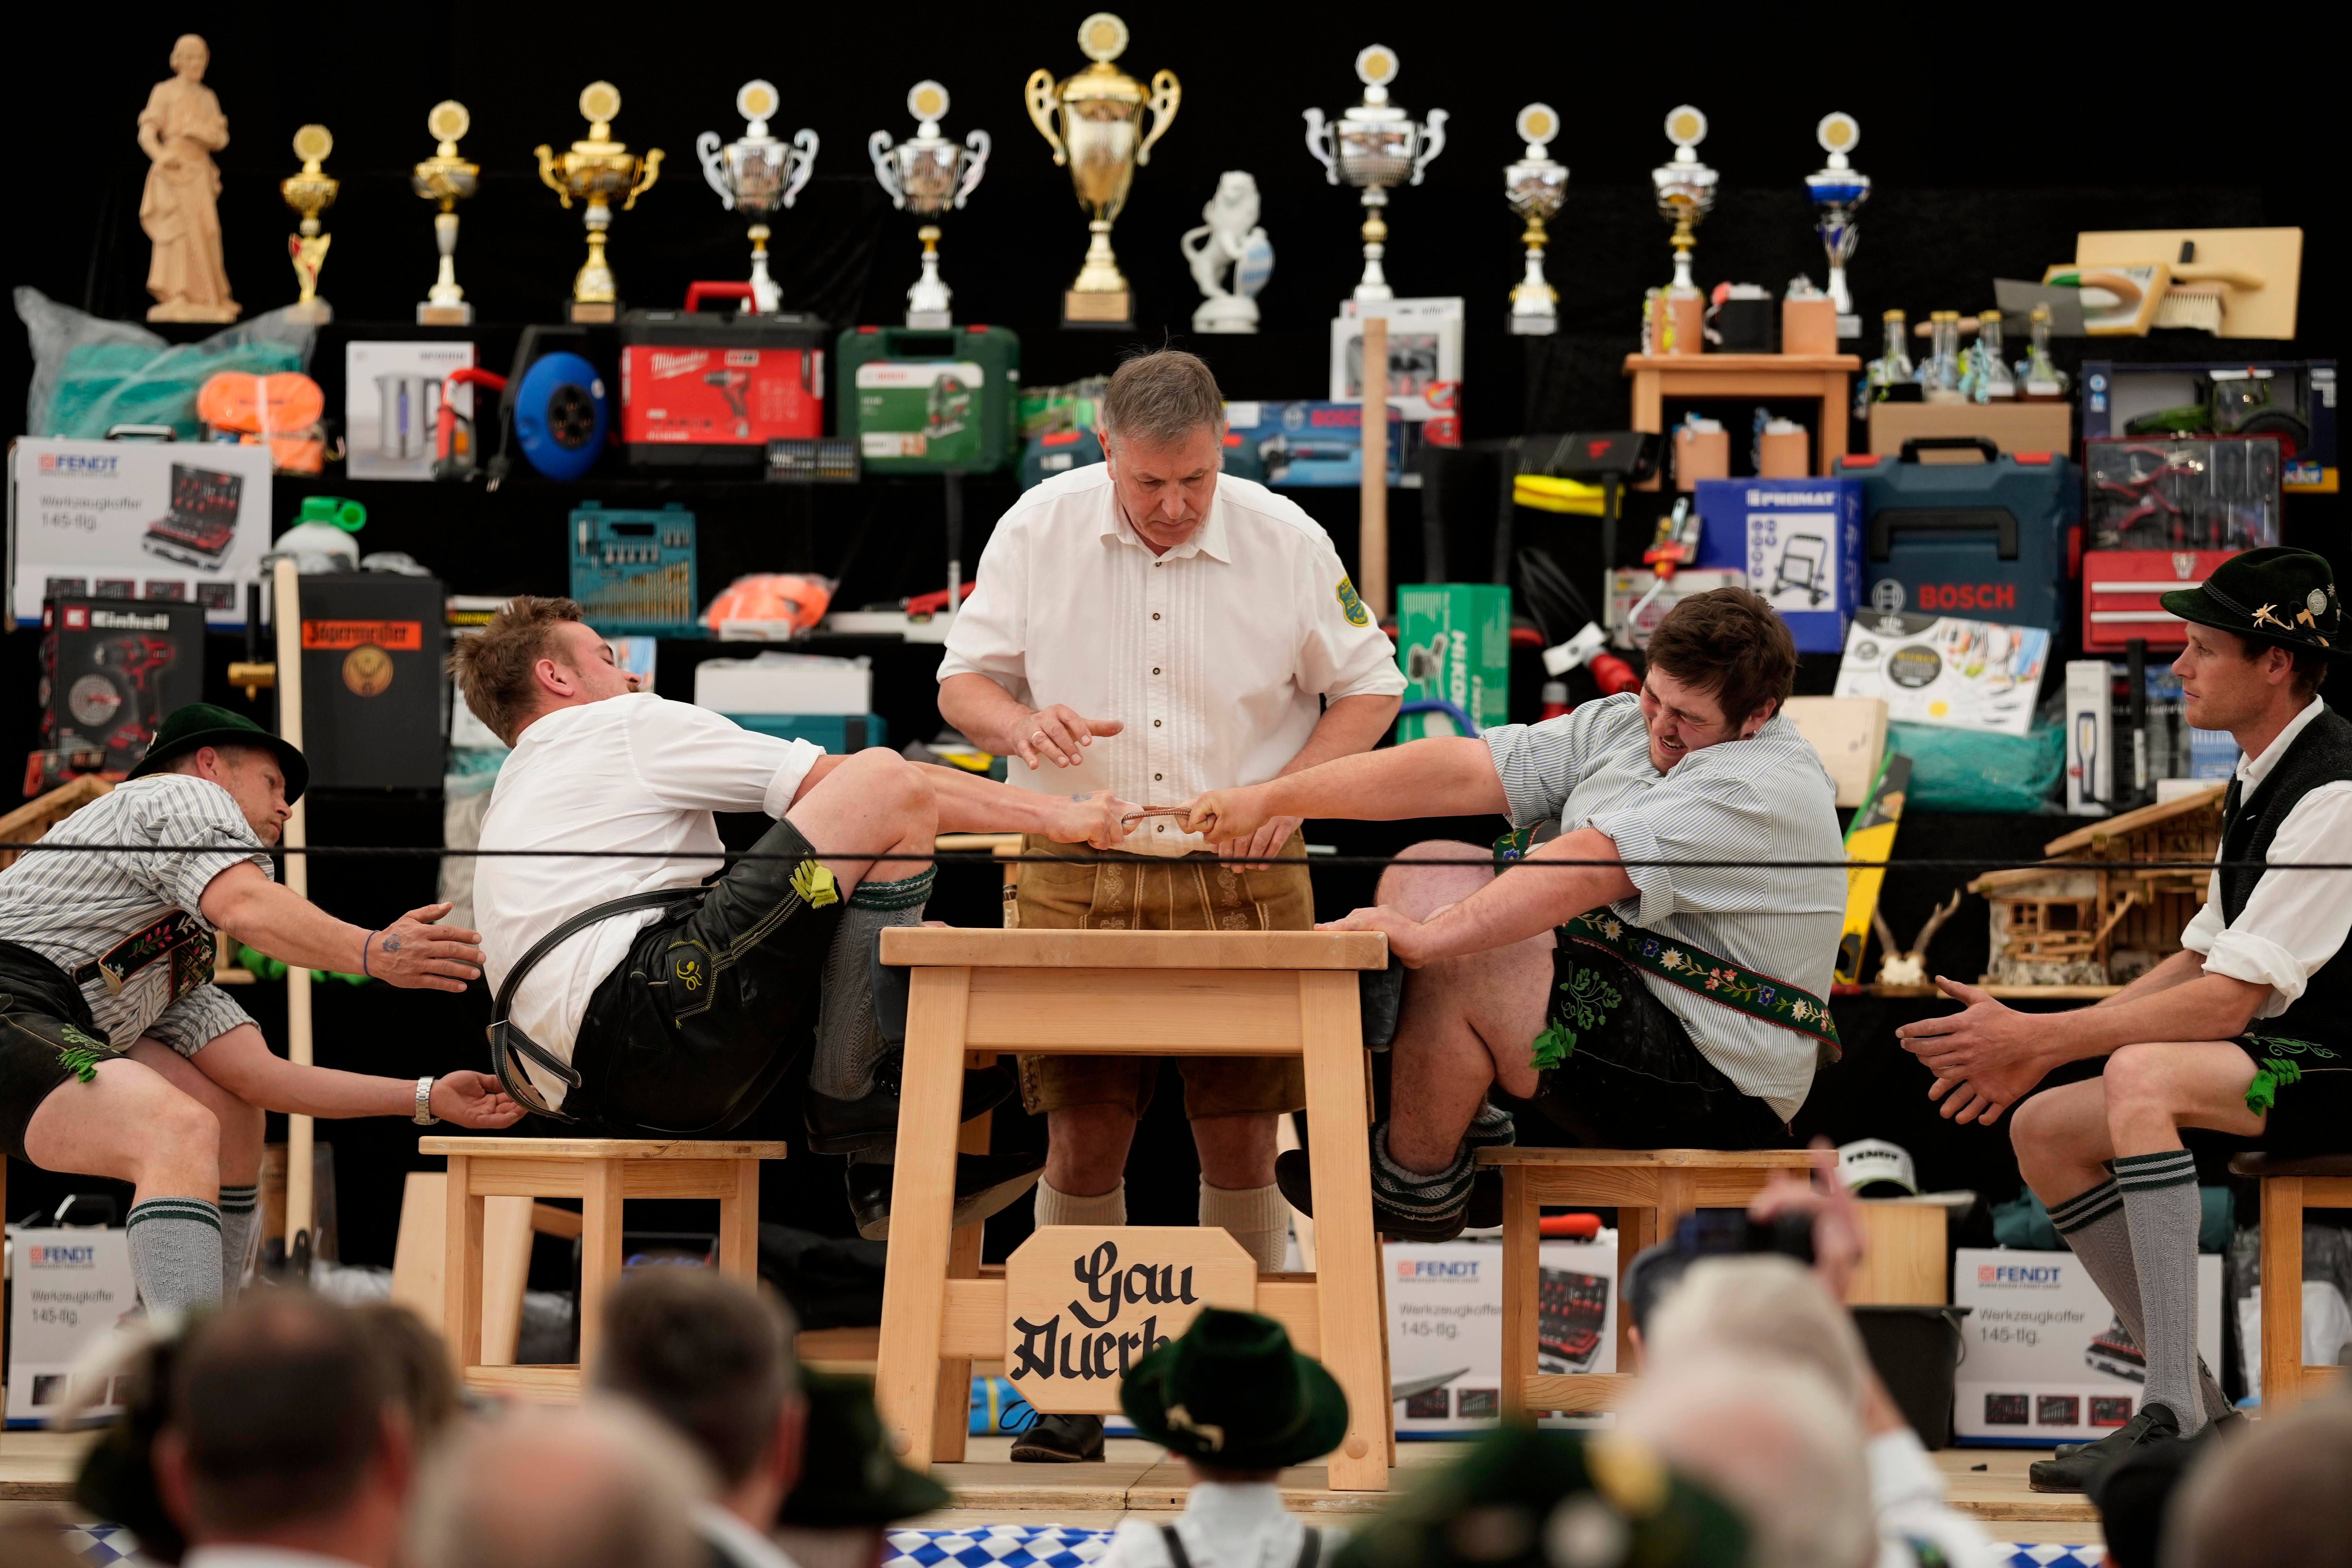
[1003, 1226, 1256, 1413]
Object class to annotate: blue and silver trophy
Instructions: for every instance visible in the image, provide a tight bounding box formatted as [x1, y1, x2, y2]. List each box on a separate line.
[1805, 111, 1869, 340]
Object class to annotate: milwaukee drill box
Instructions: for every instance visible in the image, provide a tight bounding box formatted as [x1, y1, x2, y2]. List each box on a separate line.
[618, 311, 827, 470]
[41, 596, 208, 777]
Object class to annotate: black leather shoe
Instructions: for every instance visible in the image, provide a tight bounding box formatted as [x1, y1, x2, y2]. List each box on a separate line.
[1275, 1147, 1467, 1243]
[806, 1063, 1016, 1155]
[1011, 1413, 1105, 1463]
[2029, 1401, 2181, 1492]
[846, 1150, 1046, 1242]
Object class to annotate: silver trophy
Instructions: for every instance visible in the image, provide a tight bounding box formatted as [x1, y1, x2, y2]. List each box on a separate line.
[1504, 103, 1566, 336]
[1652, 104, 1717, 295]
[1303, 44, 1447, 302]
[1181, 172, 1273, 333]
[1806, 112, 1869, 339]
[870, 80, 991, 328]
[695, 80, 818, 313]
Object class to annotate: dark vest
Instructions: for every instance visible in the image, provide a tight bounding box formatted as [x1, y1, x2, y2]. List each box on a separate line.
[2219, 704, 2352, 1044]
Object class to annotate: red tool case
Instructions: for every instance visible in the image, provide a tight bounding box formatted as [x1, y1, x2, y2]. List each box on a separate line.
[619, 296, 826, 469]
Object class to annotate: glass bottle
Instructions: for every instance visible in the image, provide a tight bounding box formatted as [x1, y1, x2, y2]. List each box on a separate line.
[2016, 304, 2069, 400]
[1857, 307, 1915, 420]
[1919, 311, 1964, 402]
[1963, 310, 2016, 402]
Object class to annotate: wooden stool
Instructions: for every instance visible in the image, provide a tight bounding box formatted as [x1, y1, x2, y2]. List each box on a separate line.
[2229, 1151, 2352, 1412]
[1479, 1146, 1816, 1417]
[423, 1136, 784, 1400]
[872, 928, 1395, 1492]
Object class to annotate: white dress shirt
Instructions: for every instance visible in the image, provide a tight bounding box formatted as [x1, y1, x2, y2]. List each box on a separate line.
[939, 462, 1403, 857]
[697, 1502, 807, 1568]
[183, 1548, 369, 1568]
[1866, 1427, 2000, 1568]
[1097, 1480, 1347, 1568]
[2179, 697, 2352, 1013]
[473, 693, 822, 1105]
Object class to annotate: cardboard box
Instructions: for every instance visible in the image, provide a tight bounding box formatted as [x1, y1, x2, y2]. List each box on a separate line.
[1781, 696, 1888, 809]
[1694, 479, 1864, 653]
[346, 340, 474, 481]
[1604, 569, 1744, 650]
[42, 597, 209, 776]
[6, 1227, 136, 1428]
[1953, 1247, 2222, 1445]
[1833, 612, 2051, 737]
[2064, 660, 2113, 815]
[1868, 401, 2072, 459]
[2080, 360, 2335, 493]
[7, 438, 272, 627]
[1395, 585, 1510, 741]
[1385, 1235, 1617, 1436]
[694, 652, 874, 716]
[1224, 401, 1419, 489]
[1331, 297, 1464, 423]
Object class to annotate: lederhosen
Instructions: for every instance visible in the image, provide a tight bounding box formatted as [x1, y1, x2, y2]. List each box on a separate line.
[2216, 707, 2352, 1154]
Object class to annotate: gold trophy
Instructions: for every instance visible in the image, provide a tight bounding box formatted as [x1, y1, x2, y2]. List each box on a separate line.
[1024, 12, 1179, 327]
[280, 124, 337, 323]
[412, 100, 479, 325]
[535, 82, 664, 323]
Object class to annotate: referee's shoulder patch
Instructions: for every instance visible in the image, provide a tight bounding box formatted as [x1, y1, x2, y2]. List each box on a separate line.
[1336, 576, 1370, 627]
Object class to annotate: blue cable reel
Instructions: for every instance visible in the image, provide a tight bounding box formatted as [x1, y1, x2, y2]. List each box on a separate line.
[512, 351, 608, 481]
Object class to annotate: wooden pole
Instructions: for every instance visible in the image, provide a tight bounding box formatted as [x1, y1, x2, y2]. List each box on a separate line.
[271, 558, 315, 1252]
[1358, 311, 1389, 618]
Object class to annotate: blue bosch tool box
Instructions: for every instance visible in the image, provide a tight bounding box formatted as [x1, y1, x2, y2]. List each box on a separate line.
[1832, 437, 2079, 634]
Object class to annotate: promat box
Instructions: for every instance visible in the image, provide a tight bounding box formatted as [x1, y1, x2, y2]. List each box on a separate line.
[1953, 1247, 2221, 1445]
[1385, 1235, 1617, 1437]
[1694, 479, 1864, 653]
[619, 310, 826, 469]
[1395, 584, 1509, 741]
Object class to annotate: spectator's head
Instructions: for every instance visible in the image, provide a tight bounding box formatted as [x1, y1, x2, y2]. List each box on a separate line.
[352, 1302, 463, 1455]
[1641, 1255, 1870, 1412]
[152, 1295, 410, 1568]
[450, 595, 635, 745]
[1639, 588, 1798, 773]
[1618, 1357, 1873, 1568]
[2163, 1393, 2352, 1568]
[406, 1403, 709, 1568]
[589, 1269, 805, 1530]
[1098, 349, 1227, 551]
[776, 1372, 952, 1568]
[1120, 1308, 1350, 1483]
[71, 1324, 189, 1564]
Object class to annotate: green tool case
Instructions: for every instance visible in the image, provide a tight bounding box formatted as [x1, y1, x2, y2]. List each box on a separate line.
[835, 324, 1020, 475]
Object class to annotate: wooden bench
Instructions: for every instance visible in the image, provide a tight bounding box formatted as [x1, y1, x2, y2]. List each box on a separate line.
[1478, 1146, 1816, 1417]
[423, 1136, 785, 1400]
[2229, 1151, 2352, 1412]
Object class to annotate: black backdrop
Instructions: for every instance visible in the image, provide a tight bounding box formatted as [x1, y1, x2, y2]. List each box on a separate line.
[5, 9, 2343, 1290]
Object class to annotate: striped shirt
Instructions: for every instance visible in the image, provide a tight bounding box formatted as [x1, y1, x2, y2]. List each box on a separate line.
[0, 774, 270, 1056]
[1484, 693, 1846, 1120]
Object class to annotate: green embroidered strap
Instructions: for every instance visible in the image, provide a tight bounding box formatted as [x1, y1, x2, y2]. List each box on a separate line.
[1560, 910, 1842, 1057]
[2241, 1034, 2339, 1114]
[1494, 826, 1541, 868]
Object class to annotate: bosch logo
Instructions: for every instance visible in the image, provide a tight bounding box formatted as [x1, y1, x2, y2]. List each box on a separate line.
[28, 1245, 98, 1266]
[37, 453, 119, 476]
[1397, 1259, 1481, 1280]
[1978, 1263, 2064, 1287]
[1914, 582, 2016, 613]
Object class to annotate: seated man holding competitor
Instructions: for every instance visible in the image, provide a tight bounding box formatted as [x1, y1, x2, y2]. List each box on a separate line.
[456, 597, 1133, 1238]
[0, 703, 521, 1318]
[1896, 547, 2347, 1492]
[1182, 589, 1846, 1238]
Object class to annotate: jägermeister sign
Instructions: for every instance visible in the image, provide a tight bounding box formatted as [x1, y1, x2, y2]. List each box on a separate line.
[1003, 1226, 1257, 1413]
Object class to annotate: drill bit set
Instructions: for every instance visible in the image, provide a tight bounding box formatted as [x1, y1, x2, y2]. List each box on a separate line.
[568, 501, 701, 638]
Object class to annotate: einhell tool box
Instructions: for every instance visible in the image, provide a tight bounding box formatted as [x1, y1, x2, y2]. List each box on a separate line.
[40, 597, 207, 776]
[836, 324, 1019, 475]
[618, 309, 827, 469]
[296, 573, 447, 791]
[1833, 437, 2080, 634]
[569, 502, 699, 640]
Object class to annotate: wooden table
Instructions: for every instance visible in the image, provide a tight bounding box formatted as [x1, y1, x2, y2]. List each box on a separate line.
[872, 928, 1395, 1492]
[1624, 352, 1862, 477]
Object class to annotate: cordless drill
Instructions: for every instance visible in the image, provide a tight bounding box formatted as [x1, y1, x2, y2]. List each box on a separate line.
[704, 370, 752, 438]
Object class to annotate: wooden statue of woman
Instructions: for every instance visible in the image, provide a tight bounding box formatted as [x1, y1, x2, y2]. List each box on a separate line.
[138, 34, 240, 322]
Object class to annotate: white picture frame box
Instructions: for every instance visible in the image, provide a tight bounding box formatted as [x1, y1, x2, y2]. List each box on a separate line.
[346, 341, 474, 481]
[7, 437, 273, 627]
[5, 1226, 137, 1428]
[1385, 1234, 1618, 1436]
[1331, 298, 1464, 422]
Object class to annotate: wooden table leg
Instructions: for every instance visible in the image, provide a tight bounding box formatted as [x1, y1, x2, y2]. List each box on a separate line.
[443, 1153, 484, 1375]
[1630, 367, 1662, 434]
[578, 1158, 625, 1375]
[1615, 1205, 1657, 1376]
[2260, 1176, 2305, 1413]
[875, 967, 971, 1469]
[719, 1158, 760, 1284]
[930, 1110, 994, 1462]
[1300, 970, 1387, 1492]
[1654, 1169, 1698, 1239]
[1818, 372, 1850, 469]
[1500, 1165, 1537, 1421]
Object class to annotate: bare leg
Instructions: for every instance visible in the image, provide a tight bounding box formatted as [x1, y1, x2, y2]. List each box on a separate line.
[23, 1058, 221, 1204]
[1044, 1103, 1137, 1196]
[2101, 1041, 2264, 1153]
[1192, 1113, 1277, 1189]
[132, 1033, 264, 1187]
[2012, 1077, 2118, 1207]
[1378, 842, 1558, 1173]
[784, 748, 938, 900]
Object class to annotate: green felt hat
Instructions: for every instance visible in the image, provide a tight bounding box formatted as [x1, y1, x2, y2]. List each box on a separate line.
[126, 702, 309, 803]
[1332, 1426, 1747, 1568]
[2160, 545, 2344, 658]
[777, 1371, 951, 1528]
[1120, 1308, 1349, 1471]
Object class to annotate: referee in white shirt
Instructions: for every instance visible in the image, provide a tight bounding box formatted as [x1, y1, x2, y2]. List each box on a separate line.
[939, 351, 1401, 1459]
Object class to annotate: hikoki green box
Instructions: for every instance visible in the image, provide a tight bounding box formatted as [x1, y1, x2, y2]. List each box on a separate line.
[1394, 583, 1512, 740]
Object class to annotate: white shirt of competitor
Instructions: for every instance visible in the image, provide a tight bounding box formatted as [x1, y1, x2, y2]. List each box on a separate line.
[1098, 1481, 1346, 1568]
[1867, 1426, 1999, 1568]
[472, 693, 822, 1107]
[182, 1547, 369, 1568]
[938, 462, 1404, 858]
[2179, 695, 2352, 1014]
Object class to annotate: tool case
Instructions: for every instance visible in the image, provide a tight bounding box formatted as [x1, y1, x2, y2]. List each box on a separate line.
[569, 502, 700, 639]
[836, 324, 1019, 475]
[1832, 437, 2080, 633]
[2080, 547, 2240, 653]
[618, 309, 827, 469]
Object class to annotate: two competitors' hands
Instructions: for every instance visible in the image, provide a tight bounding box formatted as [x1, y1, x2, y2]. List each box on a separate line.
[430, 1072, 527, 1129]
[1895, 975, 2053, 1125]
[369, 903, 485, 993]
[1175, 784, 1302, 872]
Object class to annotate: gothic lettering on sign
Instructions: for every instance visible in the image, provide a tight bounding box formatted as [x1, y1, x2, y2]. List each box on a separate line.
[1005, 1226, 1254, 1413]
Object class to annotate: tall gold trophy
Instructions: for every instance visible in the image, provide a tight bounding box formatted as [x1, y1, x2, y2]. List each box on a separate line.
[535, 82, 664, 323]
[412, 100, 478, 325]
[1024, 12, 1179, 327]
[279, 124, 337, 323]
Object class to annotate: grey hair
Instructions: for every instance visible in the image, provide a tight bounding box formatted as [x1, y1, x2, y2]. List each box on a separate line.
[1643, 1254, 1871, 1412]
[1102, 349, 1225, 449]
[405, 1401, 710, 1568]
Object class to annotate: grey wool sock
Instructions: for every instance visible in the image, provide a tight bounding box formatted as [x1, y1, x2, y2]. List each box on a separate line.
[811, 868, 934, 1102]
[1370, 1124, 1475, 1224]
[2048, 1177, 2231, 1423]
[2114, 1149, 2206, 1434]
[125, 1197, 224, 1317]
[216, 1183, 261, 1300]
[1465, 1100, 1517, 1152]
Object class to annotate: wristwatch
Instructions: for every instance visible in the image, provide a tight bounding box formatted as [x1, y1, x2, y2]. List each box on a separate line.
[413, 1076, 439, 1125]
